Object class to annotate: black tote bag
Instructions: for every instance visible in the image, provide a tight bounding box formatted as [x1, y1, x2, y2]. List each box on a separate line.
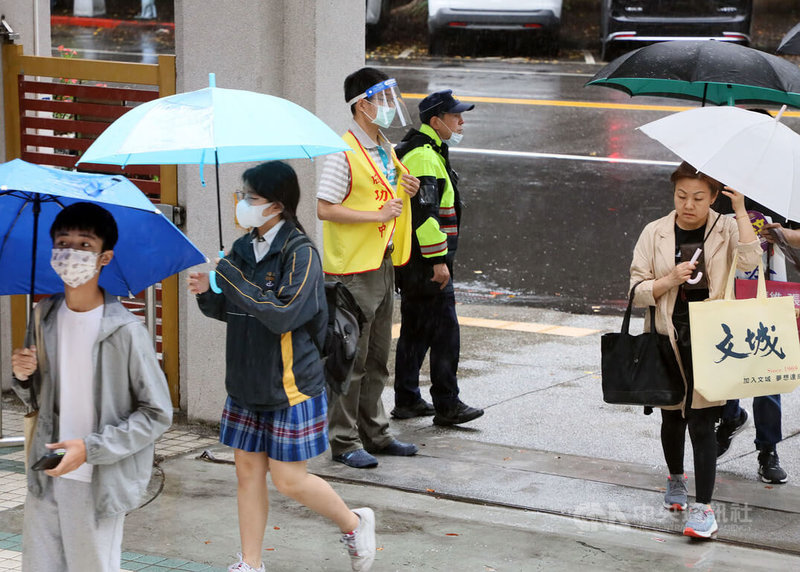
[601, 281, 684, 406]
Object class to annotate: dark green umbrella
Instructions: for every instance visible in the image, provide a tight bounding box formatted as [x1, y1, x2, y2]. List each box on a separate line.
[586, 40, 800, 109]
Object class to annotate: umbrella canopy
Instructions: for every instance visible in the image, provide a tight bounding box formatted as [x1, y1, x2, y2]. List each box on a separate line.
[638, 106, 800, 221]
[778, 22, 800, 55]
[0, 159, 207, 297]
[79, 79, 349, 166]
[587, 40, 800, 108]
[78, 73, 349, 254]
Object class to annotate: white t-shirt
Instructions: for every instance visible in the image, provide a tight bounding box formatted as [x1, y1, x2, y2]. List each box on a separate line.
[57, 302, 103, 483]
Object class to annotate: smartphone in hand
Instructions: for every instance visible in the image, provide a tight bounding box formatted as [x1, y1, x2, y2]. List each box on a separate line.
[30, 451, 65, 471]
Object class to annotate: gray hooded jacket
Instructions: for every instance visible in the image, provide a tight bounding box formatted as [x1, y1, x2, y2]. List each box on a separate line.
[13, 292, 173, 517]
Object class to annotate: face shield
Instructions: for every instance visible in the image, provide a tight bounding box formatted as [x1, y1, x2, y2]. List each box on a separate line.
[348, 78, 411, 128]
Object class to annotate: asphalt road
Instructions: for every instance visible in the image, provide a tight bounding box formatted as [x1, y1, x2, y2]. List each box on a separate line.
[373, 59, 800, 315]
[50, 22, 800, 314]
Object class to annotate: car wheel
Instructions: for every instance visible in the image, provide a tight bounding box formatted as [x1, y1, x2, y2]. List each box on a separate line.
[428, 32, 445, 56]
[601, 41, 623, 62]
[367, 24, 382, 47]
[544, 29, 560, 58]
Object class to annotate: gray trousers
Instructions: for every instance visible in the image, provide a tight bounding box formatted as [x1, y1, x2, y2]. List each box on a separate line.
[23, 477, 125, 572]
[327, 255, 395, 455]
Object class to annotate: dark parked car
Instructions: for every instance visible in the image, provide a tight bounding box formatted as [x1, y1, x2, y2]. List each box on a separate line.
[600, 0, 753, 61]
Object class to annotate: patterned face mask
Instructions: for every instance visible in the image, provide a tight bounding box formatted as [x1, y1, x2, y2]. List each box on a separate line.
[50, 248, 101, 288]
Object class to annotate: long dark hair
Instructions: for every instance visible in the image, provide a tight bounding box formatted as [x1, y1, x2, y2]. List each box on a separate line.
[242, 161, 305, 233]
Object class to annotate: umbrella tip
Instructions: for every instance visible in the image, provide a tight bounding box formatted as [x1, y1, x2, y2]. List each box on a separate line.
[776, 105, 787, 123]
[209, 73, 216, 88]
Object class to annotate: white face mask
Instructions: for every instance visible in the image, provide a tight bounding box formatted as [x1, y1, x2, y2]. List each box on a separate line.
[439, 120, 463, 146]
[236, 200, 278, 229]
[50, 248, 101, 288]
[444, 131, 463, 146]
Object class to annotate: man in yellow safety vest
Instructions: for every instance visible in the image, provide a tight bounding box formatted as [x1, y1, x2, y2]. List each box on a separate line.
[317, 67, 420, 469]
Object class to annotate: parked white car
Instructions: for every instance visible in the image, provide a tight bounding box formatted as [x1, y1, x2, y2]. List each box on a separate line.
[428, 0, 563, 55]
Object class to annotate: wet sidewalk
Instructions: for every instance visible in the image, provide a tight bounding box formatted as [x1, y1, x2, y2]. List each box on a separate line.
[0, 301, 799, 569]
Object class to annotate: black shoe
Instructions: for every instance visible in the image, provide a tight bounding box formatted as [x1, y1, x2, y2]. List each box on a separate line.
[333, 449, 378, 468]
[758, 448, 788, 484]
[391, 400, 436, 419]
[372, 439, 418, 456]
[716, 408, 748, 459]
[433, 402, 484, 426]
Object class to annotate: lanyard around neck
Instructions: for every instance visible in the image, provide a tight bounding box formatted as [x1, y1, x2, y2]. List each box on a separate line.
[374, 144, 397, 186]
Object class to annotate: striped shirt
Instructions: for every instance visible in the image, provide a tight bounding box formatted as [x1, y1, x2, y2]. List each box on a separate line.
[316, 120, 397, 205]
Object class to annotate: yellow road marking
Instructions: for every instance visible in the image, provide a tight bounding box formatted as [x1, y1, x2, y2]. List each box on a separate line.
[391, 316, 598, 339]
[401, 93, 800, 117]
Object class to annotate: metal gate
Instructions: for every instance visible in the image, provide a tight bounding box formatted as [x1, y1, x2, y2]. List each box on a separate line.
[2, 42, 181, 407]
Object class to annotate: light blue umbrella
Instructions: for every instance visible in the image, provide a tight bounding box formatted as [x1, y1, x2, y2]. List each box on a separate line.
[79, 73, 349, 255]
[0, 159, 207, 299]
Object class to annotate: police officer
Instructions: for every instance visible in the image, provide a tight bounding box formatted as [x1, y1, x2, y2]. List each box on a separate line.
[392, 90, 484, 426]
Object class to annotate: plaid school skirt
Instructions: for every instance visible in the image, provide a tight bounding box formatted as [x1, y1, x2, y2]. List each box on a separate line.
[219, 392, 329, 462]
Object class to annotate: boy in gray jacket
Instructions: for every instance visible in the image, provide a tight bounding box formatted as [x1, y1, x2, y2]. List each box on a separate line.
[11, 202, 173, 572]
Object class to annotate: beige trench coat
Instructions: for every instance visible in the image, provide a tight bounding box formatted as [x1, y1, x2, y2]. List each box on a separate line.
[629, 209, 762, 412]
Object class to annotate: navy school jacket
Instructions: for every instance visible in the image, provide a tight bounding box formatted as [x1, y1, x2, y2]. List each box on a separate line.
[196, 222, 327, 411]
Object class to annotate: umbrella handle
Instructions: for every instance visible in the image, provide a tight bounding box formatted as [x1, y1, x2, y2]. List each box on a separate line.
[209, 271, 222, 294]
[209, 248, 224, 294]
[686, 248, 703, 285]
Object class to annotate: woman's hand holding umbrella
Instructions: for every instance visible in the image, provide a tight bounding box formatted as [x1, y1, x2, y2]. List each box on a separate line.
[187, 272, 210, 296]
[723, 186, 759, 245]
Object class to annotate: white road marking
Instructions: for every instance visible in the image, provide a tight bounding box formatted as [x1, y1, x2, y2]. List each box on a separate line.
[451, 147, 679, 167]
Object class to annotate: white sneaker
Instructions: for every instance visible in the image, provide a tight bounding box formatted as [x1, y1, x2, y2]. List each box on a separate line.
[341, 507, 376, 571]
[228, 553, 265, 572]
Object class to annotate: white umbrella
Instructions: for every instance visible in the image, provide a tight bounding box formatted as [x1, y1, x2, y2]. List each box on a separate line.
[638, 106, 800, 221]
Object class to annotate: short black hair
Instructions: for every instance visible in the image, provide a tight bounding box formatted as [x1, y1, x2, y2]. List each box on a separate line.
[50, 202, 118, 251]
[344, 67, 388, 116]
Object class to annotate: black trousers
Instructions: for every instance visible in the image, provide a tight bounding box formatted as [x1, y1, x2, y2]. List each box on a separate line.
[661, 323, 721, 505]
[661, 406, 722, 505]
[394, 291, 460, 411]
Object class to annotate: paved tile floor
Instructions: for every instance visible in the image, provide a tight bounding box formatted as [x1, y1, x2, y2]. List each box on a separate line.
[0, 408, 224, 571]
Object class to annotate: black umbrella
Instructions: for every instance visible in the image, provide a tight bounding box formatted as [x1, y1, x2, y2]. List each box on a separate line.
[587, 40, 800, 108]
[778, 22, 800, 55]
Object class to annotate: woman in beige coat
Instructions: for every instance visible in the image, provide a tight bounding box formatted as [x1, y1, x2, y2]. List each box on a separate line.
[629, 161, 760, 539]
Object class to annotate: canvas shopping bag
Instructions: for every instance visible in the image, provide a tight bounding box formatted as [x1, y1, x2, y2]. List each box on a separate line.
[689, 260, 800, 401]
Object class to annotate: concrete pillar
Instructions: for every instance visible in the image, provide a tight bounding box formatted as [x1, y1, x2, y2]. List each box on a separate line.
[175, 0, 363, 422]
[0, 0, 51, 393]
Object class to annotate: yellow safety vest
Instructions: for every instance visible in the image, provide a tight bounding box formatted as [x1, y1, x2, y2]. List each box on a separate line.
[322, 130, 411, 275]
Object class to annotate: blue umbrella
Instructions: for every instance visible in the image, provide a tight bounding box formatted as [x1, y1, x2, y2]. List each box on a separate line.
[78, 73, 350, 254]
[0, 159, 207, 299]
